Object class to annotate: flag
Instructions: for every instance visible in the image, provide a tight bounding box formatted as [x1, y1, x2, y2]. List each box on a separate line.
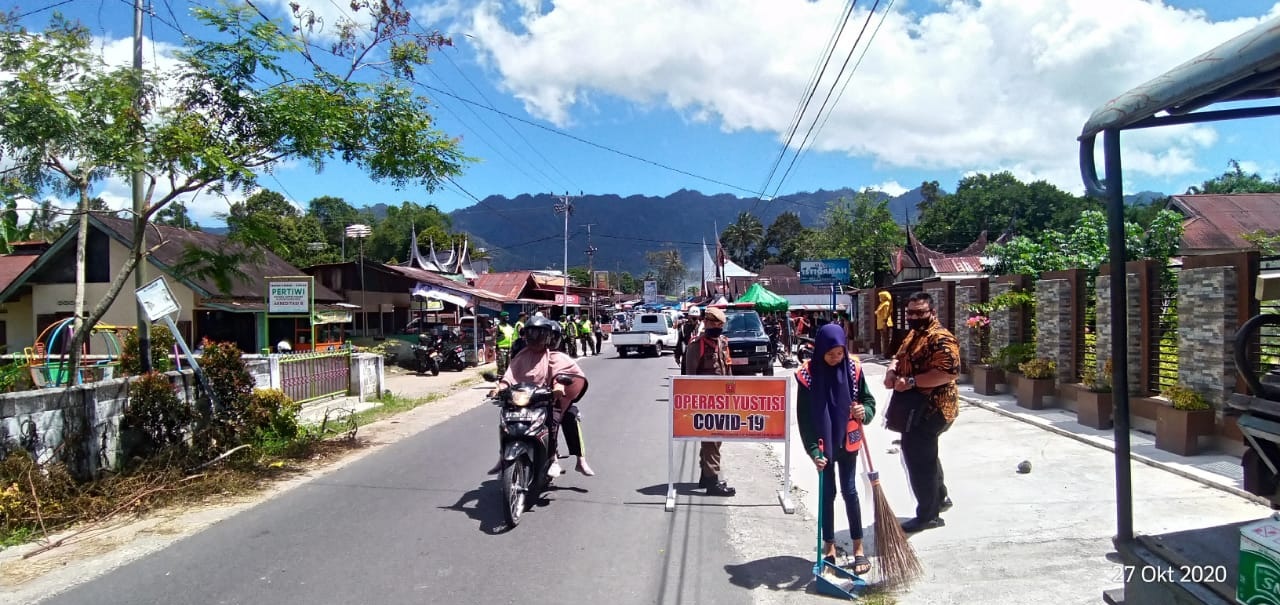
[715, 236, 726, 280]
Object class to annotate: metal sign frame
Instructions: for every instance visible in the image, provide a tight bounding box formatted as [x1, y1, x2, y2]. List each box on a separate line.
[799, 259, 850, 285]
[665, 374, 794, 514]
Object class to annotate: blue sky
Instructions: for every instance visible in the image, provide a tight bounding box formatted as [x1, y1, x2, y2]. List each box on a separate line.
[13, 0, 1280, 226]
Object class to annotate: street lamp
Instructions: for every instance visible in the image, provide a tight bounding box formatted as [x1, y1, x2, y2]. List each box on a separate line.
[345, 224, 372, 338]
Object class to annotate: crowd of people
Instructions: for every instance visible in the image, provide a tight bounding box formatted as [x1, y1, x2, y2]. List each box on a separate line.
[485, 291, 960, 579]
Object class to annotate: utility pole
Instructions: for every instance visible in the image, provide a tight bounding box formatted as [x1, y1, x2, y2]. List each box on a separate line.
[552, 192, 577, 318]
[583, 223, 597, 320]
[133, 0, 152, 371]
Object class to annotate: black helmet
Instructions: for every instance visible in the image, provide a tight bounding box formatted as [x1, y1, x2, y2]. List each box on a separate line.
[524, 315, 562, 349]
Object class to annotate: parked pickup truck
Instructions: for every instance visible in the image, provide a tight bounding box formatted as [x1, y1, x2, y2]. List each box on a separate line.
[611, 312, 678, 357]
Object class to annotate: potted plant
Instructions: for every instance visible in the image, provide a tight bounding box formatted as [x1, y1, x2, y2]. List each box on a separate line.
[1156, 384, 1215, 456]
[1015, 357, 1056, 410]
[988, 343, 1035, 394]
[966, 314, 1002, 394]
[1075, 359, 1113, 429]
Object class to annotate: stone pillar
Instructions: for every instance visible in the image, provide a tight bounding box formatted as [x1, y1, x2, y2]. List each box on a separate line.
[925, 281, 955, 334]
[858, 290, 876, 353]
[1177, 265, 1237, 407]
[990, 275, 1032, 353]
[954, 279, 987, 368]
[1035, 277, 1076, 382]
[1096, 271, 1144, 394]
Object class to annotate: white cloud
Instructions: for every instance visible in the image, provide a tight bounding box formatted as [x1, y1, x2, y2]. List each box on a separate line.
[259, 0, 380, 43]
[460, 0, 1280, 192]
[869, 180, 908, 196]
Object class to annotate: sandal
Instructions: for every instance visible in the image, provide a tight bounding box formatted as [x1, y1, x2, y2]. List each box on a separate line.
[822, 541, 837, 565]
[851, 554, 871, 576]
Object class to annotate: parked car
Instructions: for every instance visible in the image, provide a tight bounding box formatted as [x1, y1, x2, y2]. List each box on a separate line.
[721, 305, 773, 376]
[611, 312, 678, 357]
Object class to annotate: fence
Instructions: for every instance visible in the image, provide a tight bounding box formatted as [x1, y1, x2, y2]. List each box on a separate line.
[1149, 265, 1180, 394]
[1252, 255, 1280, 376]
[279, 348, 352, 404]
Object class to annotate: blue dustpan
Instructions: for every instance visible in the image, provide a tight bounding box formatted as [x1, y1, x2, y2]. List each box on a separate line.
[812, 441, 870, 600]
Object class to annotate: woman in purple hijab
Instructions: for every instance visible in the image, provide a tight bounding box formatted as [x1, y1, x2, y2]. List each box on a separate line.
[795, 323, 877, 576]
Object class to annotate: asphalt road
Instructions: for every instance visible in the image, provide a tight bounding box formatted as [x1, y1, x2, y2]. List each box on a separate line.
[40, 348, 756, 605]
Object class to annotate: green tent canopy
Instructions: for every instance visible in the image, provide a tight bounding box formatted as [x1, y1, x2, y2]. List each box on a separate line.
[736, 282, 789, 313]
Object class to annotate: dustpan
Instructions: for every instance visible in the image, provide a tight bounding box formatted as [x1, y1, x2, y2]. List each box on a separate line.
[812, 440, 869, 600]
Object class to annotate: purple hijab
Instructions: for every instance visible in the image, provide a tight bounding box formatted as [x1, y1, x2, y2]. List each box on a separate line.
[810, 323, 853, 460]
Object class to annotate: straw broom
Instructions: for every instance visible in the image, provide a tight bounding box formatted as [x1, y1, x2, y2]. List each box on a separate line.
[860, 431, 923, 588]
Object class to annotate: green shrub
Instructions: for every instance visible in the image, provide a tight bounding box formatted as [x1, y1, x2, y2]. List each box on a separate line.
[1018, 357, 1057, 379]
[1081, 359, 1113, 393]
[119, 326, 176, 376]
[247, 389, 301, 441]
[196, 340, 256, 451]
[1164, 384, 1211, 411]
[121, 372, 193, 456]
[990, 343, 1036, 373]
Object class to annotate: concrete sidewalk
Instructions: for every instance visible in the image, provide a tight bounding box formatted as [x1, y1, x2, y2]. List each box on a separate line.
[738, 361, 1272, 605]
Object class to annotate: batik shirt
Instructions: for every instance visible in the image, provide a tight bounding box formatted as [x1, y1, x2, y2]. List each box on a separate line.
[893, 318, 961, 423]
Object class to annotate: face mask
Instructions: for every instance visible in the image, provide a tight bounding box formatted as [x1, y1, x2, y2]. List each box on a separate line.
[908, 316, 932, 332]
[703, 327, 723, 339]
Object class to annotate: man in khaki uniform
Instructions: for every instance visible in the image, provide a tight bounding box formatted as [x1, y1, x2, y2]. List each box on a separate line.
[680, 306, 736, 497]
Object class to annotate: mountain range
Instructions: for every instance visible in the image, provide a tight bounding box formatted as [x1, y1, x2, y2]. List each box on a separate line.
[449, 187, 928, 276]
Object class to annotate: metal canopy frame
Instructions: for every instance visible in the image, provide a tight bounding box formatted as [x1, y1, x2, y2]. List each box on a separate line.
[1078, 14, 1280, 544]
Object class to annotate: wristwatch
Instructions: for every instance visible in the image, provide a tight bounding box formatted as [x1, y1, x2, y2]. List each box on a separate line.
[906, 376, 916, 389]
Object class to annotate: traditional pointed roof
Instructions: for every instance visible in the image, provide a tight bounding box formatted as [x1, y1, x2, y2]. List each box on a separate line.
[700, 241, 756, 279]
[895, 225, 992, 271]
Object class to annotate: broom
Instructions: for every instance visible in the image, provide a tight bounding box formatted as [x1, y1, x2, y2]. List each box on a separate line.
[860, 430, 923, 588]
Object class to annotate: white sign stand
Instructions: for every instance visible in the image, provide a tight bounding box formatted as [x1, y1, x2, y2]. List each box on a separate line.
[135, 277, 220, 409]
[664, 375, 794, 514]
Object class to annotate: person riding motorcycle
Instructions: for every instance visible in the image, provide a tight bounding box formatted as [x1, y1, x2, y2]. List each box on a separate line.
[488, 316, 595, 478]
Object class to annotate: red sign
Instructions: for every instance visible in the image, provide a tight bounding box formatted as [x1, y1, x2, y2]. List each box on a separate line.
[554, 294, 580, 304]
[670, 376, 789, 441]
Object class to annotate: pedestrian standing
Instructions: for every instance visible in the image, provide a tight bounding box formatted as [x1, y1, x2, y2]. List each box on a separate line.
[495, 312, 516, 375]
[884, 291, 958, 533]
[681, 306, 735, 497]
[796, 323, 876, 575]
[876, 291, 895, 357]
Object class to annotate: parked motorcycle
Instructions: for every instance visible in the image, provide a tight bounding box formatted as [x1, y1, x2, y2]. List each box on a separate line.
[484, 371, 588, 528]
[433, 336, 468, 372]
[414, 335, 441, 376]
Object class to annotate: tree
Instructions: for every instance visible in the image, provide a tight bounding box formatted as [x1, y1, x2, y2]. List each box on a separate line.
[614, 271, 637, 295]
[983, 209, 1184, 278]
[0, 2, 468, 374]
[720, 212, 765, 270]
[154, 202, 200, 230]
[365, 201, 452, 264]
[223, 189, 331, 269]
[914, 172, 1086, 252]
[810, 192, 902, 288]
[762, 211, 811, 267]
[646, 249, 685, 294]
[567, 267, 590, 286]
[1187, 160, 1280, 194]
[307, 195, 358, 257]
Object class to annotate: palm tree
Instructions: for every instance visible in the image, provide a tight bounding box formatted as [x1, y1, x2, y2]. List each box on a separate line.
[721, 212, 765, 270]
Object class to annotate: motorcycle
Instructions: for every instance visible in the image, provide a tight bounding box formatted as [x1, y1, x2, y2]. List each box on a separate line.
[433, 336, 468, 372]
[484, 371, 588, 527]
[414, 335, 440, 376]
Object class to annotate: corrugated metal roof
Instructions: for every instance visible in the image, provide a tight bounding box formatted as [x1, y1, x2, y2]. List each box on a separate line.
[472, 271, 533, 300]
[1170, 193, 1280, 251]
[382, 264, 506, 303]
[0, 255, 38, 292]
[930, 257, 985, 274]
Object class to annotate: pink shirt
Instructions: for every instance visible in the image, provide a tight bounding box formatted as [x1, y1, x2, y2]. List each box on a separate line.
[499, 348, 586, 410]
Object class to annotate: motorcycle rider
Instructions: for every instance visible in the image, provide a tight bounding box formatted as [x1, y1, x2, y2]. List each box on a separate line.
[488, 316, 595, 478]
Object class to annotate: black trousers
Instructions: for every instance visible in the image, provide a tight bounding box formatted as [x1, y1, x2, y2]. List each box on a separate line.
[900, 410, 951, 521]
[551, 405, 585, 457]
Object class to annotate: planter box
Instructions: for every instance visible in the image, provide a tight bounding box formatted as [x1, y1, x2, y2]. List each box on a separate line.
[972, 365, 1004, 396]
[1076, 388, 1114, 429]
[1015, 376, 1055, 410]
[1155, 406, 1215, 456]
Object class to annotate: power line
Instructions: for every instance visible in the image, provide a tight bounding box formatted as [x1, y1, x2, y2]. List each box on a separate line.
[411, 81, 758, 195]
[436, 45, 579, 190]
[750, 0, 857, 216]
[790, 0, 897, 184]
[14, 0, 77, 19]
[766, 0, 882, 204]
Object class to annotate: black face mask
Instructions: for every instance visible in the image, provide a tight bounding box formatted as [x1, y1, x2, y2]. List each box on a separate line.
[907, 316, 932, 332]
[703, 327, 723, 339]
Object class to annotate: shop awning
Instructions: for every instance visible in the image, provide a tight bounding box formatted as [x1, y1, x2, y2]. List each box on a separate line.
[410, 283, 470, 308]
